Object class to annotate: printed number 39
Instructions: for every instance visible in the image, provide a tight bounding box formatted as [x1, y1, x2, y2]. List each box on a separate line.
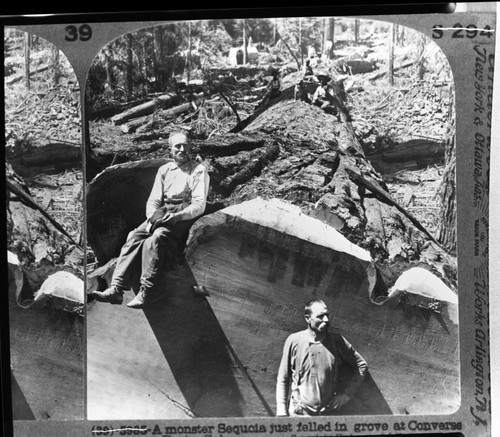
[65, 24, 92, 42]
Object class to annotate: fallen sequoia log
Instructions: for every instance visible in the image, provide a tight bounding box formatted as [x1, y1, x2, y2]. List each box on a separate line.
[365, 138, 446, 174]
[185, 199, 459, 416]
[119, 101, 196, 134]
[8, 253, 84, 420]
[6, 164, 85, 420]
[86, 197, 458, 418]
[110, 93, 179, 125]
[7, 142, 82, 178]
[86, 76, 458, 418]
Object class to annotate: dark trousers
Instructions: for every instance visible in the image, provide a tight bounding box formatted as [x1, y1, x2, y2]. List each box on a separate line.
[110, 219, 193, 290]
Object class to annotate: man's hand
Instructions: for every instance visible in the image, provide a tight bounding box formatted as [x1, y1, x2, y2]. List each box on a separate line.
[161, 212, 180, 226]
[150, 211, 181, 232]
[330, 394, 350, 410]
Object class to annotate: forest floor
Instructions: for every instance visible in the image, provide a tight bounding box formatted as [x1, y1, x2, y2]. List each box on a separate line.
[5, 33, 452, 255]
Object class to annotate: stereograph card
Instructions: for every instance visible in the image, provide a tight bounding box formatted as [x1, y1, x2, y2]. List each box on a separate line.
[2, 3, 498, 437]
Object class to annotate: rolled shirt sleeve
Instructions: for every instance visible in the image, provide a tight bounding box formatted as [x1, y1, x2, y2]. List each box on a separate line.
[338, 335, 368, 398]
[146, 168, 165, 219]
[276, 335, 294, 416]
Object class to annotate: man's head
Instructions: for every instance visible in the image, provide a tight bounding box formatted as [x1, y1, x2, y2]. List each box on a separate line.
[169, 131, 192, 165]
[305, 298, 330, 335]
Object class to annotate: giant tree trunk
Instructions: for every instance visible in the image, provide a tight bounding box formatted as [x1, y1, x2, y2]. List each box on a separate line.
[225, 75, 456, 290]
[86, 75, 458, 418]
[6, 164, 84, 420]
[437, 93, 456, 255]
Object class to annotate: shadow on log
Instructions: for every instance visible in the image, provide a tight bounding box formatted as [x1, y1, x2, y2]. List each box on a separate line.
[87, 258, 273, 418]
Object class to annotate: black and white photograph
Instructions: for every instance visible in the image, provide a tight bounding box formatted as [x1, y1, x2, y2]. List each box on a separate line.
[2, 3, 497, 437]
[84, 15, 460, 420]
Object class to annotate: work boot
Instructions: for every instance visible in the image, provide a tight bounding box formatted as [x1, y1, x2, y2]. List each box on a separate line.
[91, 285, 123, 305]
[126, 286, 149, 309]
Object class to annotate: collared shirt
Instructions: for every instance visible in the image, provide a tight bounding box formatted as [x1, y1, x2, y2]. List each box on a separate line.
[145, 160, 209, 222]
[276, 329, 367, 416]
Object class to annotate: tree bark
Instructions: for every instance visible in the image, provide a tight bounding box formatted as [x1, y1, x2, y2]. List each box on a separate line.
[437, 94, 456, 255]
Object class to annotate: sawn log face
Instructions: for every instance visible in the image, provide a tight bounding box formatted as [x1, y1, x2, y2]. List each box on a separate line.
[8, 268, 84, 420]
[185, 202, 460, 416]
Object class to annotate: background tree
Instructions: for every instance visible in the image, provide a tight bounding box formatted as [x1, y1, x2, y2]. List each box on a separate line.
[24, 32, 31, 91]
[51, 46, 60, 86]
[388, 23, 395, 86]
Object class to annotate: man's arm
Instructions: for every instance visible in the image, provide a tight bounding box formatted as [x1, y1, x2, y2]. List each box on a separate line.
[276, 335, 293, 416]
[145, 166, 166, 220]
[339, 335, 368, 398]
[329, 335, 367, 410]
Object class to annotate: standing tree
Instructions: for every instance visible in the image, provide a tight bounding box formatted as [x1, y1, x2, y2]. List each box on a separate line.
[325, 17, 335, 59]
[126, 33, 134, 98]
[103, 46, 114, 94]
[388, 23, 395, 86]
[153, 26, 164, 91]
[51, 45, 60, 86]
[185, 21, 192, 83]
[415, 33, 427, 80]
[242, 20, 248, 64]
[24, 32, 31, 91]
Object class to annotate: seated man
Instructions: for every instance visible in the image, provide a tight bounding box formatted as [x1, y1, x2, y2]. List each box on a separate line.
[294, 79, 310, 103]
[91, 131, 210, 309]
[302, 59, 314, 78]
[311, 70, 341, 116]
[259, 67, 282, 107]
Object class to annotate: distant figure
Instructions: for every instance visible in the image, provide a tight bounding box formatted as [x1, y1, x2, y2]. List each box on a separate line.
[260, 67, 282, 107]
[302, 59, 314, 78]
[294, 79, 310, 103]
[91, 131, 210, 309]
[276, 299, 367, 416]
[311, 70, 340, 117]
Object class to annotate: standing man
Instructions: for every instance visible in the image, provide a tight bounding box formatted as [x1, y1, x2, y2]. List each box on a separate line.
[91, 131, 210, 309]
[276, 298, 367, 416]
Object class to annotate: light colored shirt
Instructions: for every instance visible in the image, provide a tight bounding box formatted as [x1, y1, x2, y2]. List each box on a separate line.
[312, 85, 333, 104]
[145, 160, 209, 222]
[276, 329, 367, 416]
